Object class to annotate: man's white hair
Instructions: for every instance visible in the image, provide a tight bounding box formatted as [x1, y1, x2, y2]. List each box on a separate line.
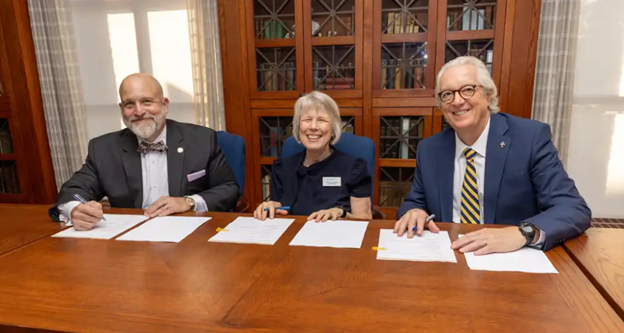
[293, 91, 342, 145]
[435, 56, 499, 113]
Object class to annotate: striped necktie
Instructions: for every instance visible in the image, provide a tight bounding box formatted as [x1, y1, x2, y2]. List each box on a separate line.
[460, 148, 481, 224]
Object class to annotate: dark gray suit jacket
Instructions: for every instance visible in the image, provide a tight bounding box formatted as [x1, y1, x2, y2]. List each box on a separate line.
[49, 119, 239, 221]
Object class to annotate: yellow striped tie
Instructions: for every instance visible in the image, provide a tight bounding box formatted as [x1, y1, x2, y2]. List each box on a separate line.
[460, 148, 481, 224]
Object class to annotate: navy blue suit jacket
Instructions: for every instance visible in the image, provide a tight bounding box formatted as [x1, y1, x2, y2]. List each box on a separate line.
[397, 113, 591, 251]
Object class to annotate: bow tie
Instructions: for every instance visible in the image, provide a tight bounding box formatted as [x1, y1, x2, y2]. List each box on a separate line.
[137, 140, 168, 154]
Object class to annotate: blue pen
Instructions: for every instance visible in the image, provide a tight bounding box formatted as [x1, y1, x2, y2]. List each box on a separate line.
[412, 214, 435, 231]
[73, 194, 107, 221]
[264, 206, 290, 211]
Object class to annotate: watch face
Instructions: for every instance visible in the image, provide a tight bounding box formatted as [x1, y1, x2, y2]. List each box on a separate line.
[521, 224, 533, 233]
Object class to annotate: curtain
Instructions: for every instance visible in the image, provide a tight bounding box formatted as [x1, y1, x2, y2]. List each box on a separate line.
[28, 0, 88, 189]
[532, 0, 581, 165]
[186, 0, 226, 130]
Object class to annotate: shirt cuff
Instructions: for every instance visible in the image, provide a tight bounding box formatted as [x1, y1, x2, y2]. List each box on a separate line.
[58, 201, 81, 226]
[191, 195, 208, 212]
[529, 228, 546, 249]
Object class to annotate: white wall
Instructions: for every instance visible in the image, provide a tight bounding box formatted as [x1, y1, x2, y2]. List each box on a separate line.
[70, 0, 195, 139]
[567, 0, 624, 218]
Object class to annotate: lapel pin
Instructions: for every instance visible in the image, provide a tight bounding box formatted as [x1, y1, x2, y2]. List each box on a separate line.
[500, 141, 506, 149]
[177, 147, 184, 153]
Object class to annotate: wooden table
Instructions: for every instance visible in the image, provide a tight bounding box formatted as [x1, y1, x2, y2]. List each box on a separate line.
[564, 228, 624, 321]
[0, 206, 622, 333]
[0, 204, 65, 256]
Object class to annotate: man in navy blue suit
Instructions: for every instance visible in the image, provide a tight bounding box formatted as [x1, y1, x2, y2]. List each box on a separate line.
[394, 56, 590, 254]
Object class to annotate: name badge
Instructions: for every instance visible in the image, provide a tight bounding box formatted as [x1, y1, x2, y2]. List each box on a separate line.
[323, 177, 341, 187]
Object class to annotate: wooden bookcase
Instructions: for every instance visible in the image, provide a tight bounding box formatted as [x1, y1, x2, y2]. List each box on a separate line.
[0, 0, 57, 204]
[218, 0, 542, 217]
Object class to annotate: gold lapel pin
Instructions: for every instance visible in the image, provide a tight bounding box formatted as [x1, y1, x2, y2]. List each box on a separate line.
[177, 147, 184, 153]
[500, 141, 506, 149]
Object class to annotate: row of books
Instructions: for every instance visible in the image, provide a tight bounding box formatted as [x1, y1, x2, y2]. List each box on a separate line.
[467, 48, 494, 73]
[381, 117, 423, 159]
[255, 20, 290, 39]
[382, 12, 426, 34]
[257, 62, 297, 91]
[313, 62, 356, 90]
[0, 162, 21, 194]
[447, 6, 495, 31]
[381, 58, 426, 89]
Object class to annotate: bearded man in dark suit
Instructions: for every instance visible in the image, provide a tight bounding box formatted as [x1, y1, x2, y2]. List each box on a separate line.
[50, 73, 238, 230]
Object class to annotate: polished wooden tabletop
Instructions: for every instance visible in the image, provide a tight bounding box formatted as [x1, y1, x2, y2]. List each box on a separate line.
[0, 204, 65, 256]
[564, 228, 624, 321]
[0, 205, 622, 333]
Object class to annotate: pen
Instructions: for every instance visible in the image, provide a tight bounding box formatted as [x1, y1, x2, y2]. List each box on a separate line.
[73, 194, 107, 221]
[264, 206, 290, 211]
[412, 214, 435, 231]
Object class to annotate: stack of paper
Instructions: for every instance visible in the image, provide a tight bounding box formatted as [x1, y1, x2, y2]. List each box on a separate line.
[116, 216, 210, 243]
[289, 220, 369, 249]
[208, 217, 294, 245]
[376, 229, 457, 263]
[458, 235, 558, 273]
[52, 214, 148, 240]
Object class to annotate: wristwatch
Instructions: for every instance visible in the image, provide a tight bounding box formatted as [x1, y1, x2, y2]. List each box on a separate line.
[335, 207, 347, 218]
[184, 196, 196, 210]
[518, 222, 536, 246]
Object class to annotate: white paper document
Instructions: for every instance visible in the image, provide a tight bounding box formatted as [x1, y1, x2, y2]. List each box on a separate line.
[376, 229, 457, 263]
[289, 220, 369, 249]
[52, 214, 148, 240]
[116, 216, 210, 243]
[460, 235, 558, 274]
[208, 217, 295, 245]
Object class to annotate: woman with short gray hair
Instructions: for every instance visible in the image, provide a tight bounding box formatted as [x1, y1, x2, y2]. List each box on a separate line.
[254, 91, 372, 222]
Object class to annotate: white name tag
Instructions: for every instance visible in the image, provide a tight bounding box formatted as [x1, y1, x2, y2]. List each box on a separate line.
[322, 177, 341, 187]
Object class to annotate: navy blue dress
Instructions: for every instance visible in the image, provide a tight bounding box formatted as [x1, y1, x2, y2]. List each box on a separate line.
[271, 149, 371, 216]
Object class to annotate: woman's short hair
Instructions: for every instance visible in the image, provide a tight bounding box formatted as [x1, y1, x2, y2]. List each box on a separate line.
[293, 91, 342, 145]
[434, 56, 500, 113]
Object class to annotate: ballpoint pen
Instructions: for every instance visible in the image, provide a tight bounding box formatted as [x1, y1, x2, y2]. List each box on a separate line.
[264, 206, 290, 212]
[73, 194, 107, 221]
[412, 214, 435, 231]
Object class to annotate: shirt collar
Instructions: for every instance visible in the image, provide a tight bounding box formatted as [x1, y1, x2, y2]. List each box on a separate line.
[137, 125, 167, 145]
[455, 116, 491, 160]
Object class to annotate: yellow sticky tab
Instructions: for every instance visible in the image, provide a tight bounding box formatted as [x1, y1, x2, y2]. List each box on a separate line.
[372, 246, 386, 251]
[216, 227, 228, 232]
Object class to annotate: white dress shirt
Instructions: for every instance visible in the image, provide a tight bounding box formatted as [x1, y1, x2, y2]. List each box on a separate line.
[452, 118, 490, 223]
[59, 125, 207, 222]
[451, 117, 544, 245]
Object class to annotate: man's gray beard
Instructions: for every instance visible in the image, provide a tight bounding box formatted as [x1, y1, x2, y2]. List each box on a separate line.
[123, 113, 166, 140]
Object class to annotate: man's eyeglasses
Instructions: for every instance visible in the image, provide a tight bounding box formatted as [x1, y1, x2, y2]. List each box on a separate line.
[122, 99, 162, 110]
[438, 85, 482, 104]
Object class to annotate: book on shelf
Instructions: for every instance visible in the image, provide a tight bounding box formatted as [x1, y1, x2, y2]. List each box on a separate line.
[380, 59, 388, 89]
[284, 62, 295, 90]
[386, 60, 396, 89]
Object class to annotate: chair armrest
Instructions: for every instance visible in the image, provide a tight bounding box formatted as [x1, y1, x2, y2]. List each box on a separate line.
[235, 196, 250, 213]
[371, 206, 386, 220]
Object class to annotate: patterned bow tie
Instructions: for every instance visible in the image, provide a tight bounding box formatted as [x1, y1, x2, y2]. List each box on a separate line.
[137, 140, 168, 154]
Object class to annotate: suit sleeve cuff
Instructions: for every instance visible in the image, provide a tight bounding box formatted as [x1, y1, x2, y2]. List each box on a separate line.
[59, 201, 81, 226]
[191, 195, 208, 212]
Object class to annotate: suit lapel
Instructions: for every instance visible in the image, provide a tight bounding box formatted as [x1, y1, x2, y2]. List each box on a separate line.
[120, 131, 143, 208]
[167, 120, 185, 197]
[484, 114, 511, 224]
[437, 130, 455, 223]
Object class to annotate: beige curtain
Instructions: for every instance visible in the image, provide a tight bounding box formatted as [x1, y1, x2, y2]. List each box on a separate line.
[28, 0, 88, 189]
[186, 0, 226, 130]
[532, 0, 581, 165]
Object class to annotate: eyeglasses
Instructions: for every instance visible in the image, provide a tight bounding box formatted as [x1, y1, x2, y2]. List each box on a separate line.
[438, 85, 482, 104]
